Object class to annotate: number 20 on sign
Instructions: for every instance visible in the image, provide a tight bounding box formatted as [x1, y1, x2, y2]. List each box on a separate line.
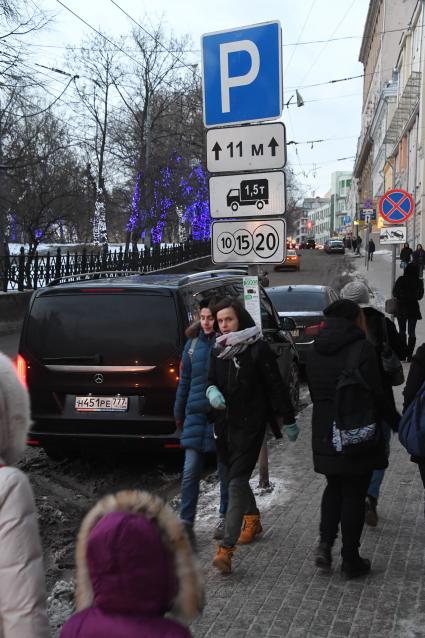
[211, 219, 286, 264]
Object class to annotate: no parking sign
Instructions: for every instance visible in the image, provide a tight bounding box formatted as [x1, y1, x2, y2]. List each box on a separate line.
[379, 189, 414, 224]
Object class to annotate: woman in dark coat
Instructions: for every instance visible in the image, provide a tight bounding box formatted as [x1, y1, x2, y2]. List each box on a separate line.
[400, 242, 413, 269]
[306, 300, 400, 578]
[412, 243, 425, 278]
[393, 262, 424, 361]
[207, 298, 297, 574]
[403, 342, 425, 491]
[174, 299, 228, 546]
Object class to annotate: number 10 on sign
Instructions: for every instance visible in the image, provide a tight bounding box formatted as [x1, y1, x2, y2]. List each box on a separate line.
[211, 218, 286, 264]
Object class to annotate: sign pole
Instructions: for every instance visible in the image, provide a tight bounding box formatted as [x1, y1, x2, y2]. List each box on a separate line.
[391, 245, 396, 299]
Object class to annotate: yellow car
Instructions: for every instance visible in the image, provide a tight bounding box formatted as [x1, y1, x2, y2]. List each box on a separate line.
[274, 249, 300, 271]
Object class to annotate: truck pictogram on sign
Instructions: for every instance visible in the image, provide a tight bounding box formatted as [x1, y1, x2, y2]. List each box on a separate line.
[227, 179, 269, 211]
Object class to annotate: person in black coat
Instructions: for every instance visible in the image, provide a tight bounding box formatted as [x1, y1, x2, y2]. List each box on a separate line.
[368, 239, 376, 261]
[207, 298, 297, 574]
[340, 281, 403, 526]
[393, 262, 424, 361]
[412, 243, 425, 278]
[306, 300, 400, 578]
[400, 242, 413, 269]
[403, 343, 425, 491]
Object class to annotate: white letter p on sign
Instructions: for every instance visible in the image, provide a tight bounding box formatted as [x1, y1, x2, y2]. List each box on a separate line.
[219, 40, 260, 113]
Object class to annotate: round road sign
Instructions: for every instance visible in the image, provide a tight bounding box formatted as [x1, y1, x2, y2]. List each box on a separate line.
[379, 189, 414, 224]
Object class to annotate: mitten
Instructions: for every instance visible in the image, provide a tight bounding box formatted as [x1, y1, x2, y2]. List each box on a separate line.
[206, 385, 226, 410]
[283, 422, 299, 442]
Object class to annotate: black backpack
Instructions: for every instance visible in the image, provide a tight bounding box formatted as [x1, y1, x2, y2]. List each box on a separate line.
[333, 340, 380, 456]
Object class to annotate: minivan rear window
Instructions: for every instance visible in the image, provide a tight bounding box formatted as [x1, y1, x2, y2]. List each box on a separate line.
[25, 293, 180, 365]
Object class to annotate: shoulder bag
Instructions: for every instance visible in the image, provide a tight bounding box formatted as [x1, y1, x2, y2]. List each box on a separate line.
[380, 317, 404, 386]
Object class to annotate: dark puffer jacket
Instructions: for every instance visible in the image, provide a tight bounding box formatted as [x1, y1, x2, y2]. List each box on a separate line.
[306, 318, 399, 476]
[393, 267, 424, 320]
[208, 339, 295, 480]
[174, 325, 216, 453]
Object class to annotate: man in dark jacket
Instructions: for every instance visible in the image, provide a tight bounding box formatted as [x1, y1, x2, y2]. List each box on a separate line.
[341, 281, 403, 526]
[393, 262, 424, 361]
[306, 300, 400, 578]
[403, 342, 425, 494]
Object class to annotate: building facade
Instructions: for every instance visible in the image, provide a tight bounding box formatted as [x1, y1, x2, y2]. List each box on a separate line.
[308, 200, 332, 245]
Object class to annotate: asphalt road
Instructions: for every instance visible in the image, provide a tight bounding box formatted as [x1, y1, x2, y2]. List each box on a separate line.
[267, 247, 352, 289]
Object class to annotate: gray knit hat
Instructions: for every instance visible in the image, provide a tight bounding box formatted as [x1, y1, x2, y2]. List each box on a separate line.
[340, 281, 370, 306]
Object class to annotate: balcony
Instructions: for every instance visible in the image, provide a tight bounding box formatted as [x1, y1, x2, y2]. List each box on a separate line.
[384, 72, 421, 145]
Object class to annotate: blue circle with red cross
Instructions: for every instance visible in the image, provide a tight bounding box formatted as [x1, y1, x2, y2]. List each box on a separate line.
[379, 189, 414, 224]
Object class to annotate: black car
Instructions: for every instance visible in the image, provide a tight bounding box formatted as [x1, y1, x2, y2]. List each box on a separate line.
[266, 284, 339, 364]
[18, 270, 300, 458]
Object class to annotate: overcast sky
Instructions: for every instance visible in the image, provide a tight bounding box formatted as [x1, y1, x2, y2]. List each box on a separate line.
[30, 0, 371, 196]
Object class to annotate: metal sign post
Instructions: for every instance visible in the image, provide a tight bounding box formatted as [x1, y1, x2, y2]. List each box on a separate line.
[202, 21, 286, 488]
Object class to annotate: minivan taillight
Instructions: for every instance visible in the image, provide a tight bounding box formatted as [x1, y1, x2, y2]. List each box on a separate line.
[16, 354, 27, 387]
[304, 321, 325, 337]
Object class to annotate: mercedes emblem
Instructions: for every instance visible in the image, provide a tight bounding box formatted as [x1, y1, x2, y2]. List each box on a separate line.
[94, 373, 104, 384]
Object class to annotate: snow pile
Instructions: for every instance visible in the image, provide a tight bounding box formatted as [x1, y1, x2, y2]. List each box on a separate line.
[47, 579, 75, 636]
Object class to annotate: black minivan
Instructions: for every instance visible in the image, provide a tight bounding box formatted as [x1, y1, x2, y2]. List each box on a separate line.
[18, 270, 299, 457]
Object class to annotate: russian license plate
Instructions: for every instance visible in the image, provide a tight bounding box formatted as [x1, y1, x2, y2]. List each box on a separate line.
[75, 396, 128, 412]
[291, 329, 300, 337]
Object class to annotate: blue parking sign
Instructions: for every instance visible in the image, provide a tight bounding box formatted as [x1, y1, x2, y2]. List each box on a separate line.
[202, 21, 283, 127]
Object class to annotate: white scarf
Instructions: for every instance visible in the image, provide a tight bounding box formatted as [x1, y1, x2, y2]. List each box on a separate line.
[215, 326, 261, 360]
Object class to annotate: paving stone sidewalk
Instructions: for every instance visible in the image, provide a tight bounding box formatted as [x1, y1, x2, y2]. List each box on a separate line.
[190, 400, 425, 638]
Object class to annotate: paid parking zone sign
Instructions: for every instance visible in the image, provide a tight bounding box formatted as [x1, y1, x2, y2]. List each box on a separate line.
[201, 21, 283, 127]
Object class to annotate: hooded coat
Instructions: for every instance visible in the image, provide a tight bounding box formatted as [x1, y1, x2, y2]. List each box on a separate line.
[208, 339, 295, 480]
[306, 318, 399, 476]
[59, 490, 204, 638]
[393, 265, 424, 320]
[174, 323, 216, 453]
[0, 353, 49, 638]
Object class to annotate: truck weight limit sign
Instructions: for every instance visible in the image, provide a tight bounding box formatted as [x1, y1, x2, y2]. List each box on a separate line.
[209, 170, 285, 218]
[212, 218, 286, 264]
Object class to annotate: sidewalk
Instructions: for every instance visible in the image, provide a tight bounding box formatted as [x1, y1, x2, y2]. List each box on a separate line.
[188, 255, 425, 638]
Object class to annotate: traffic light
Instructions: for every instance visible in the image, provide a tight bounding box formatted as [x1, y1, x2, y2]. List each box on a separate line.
[307, 220, 313, 230]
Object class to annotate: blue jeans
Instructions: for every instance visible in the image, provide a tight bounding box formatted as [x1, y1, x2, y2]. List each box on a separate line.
[180, 448, 228, 524]
[367, 423, 391, 500]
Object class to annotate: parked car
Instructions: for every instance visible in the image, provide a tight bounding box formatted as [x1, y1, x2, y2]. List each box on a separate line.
[18, 270, 300, 458]
[266, 284, 339, 364]
[324, 239, 345, 254]
[274, 249, 300, 271]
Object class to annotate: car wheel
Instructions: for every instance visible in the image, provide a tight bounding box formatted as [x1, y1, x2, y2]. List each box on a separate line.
[231, 202, 238, 212]
[287, 360, 300, 412]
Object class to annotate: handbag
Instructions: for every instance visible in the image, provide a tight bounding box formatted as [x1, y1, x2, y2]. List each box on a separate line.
[385, 297, 398, 315]
[381, 317, 404, 386]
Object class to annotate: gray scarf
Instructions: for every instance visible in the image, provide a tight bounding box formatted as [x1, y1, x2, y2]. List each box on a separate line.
[215, 326, 261, 360]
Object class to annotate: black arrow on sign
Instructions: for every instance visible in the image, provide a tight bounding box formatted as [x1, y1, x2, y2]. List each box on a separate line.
[212, 142, 222, 160]
[268, 137, 279, 156]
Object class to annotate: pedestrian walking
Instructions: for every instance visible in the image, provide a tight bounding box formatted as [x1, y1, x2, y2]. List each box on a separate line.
[352, 237, 358, 253]
[356, 235, 362, 255]
[306, 300, 399, 578]
[59, 490, 203, 638]
[206, 298, 298, 574]
[340, 281, 403, 526]
[0, 352, 50, 638]
[400, 242, 413, 270]
[393, 262, 424, 361]
[368, 238, 376, 261]
[402, 344, 425, 506]
[412, 243, 425, 278]
[174, 299, 228, 547]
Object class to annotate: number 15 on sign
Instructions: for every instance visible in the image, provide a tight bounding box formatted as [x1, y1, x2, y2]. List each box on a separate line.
[211, 218, 286, 264]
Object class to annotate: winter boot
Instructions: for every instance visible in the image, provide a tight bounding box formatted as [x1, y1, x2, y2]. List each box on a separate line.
[315, 541, 332, 570]
[237, 513, 263, 544]
[212, 545, 234, 574]
[365, 495, 378, 527]
[341, 556, 371, 579]
[407, 336, 417, 362]
[182, 521, 197, 552]
[213, 516, 225, 541]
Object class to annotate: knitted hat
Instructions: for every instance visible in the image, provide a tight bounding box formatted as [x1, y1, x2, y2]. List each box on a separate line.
[340, 281, 370, 306]
[0, 353, 31, 464]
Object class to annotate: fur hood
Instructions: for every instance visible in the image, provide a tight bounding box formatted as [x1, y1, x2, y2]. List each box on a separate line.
[75, 490, 204, 623]
[0, 352, 31, 465]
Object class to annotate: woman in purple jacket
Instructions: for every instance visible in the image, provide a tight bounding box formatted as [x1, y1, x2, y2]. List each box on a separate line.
[60, 490, 204, 638]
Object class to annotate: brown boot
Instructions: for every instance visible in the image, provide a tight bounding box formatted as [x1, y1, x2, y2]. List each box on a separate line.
[212, 545, 234, 574]
[237, 514, 263, 544]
